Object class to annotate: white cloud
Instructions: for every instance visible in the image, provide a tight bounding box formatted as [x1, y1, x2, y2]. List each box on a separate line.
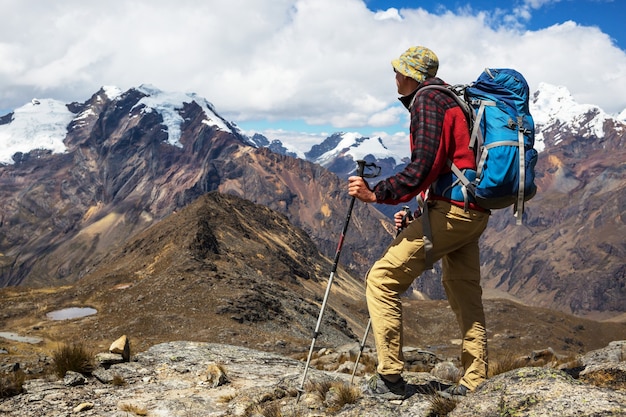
[0, 0, 624, 139]
[368, 106, 406, 128]
[374, 7, 403, 21]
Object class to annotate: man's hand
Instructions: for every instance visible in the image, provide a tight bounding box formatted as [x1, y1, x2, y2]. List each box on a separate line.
[394, 210, 407, 230]
[394, 206, 414, 231]
[348, 176, 376, 203]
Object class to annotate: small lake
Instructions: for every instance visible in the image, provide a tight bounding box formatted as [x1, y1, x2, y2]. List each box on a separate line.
[46, 307, 97, 321]
[0, 332, 43, 344]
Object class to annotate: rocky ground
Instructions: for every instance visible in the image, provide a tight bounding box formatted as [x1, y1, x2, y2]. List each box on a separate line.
[1, 339, 625, 416]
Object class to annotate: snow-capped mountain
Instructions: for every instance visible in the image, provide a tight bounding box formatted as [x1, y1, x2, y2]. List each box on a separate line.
[0, 85, 389, 289]
[3, 82, 623, 170]
[305, 132, 398, 166]
[531, 82, 625, 149]
[0, 84, 242, 165]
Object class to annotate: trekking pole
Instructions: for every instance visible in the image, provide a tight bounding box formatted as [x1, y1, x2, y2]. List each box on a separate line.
[350, 205, 413, 384]
[350, 318, 371, 385]
[297, 159, 381, 402]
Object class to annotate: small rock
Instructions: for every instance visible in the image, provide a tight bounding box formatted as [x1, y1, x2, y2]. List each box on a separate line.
[73, 402, 94, 412]
[300, 392, 323, 409]
[431, 361, 462, 382]
[109, 335, 130, 362]
[335, 361, 359, 374]
[1, 362, 19, 372]
[64, 371, 86, 387]
[93, 368, 114, 384]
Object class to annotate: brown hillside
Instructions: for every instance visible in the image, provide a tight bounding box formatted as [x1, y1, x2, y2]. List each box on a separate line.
[1, 192, 625, 373]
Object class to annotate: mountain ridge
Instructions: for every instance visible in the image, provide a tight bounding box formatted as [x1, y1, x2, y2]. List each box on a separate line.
[2, 81, 623, 169]
[0, 82, 624, 320]
[0, 86, 391, 289]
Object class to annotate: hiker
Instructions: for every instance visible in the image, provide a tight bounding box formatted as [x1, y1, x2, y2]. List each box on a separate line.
[348, 46, 491, 400]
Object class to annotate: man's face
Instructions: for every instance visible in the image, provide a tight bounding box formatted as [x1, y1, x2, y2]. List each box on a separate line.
[395, 70, 419, 96]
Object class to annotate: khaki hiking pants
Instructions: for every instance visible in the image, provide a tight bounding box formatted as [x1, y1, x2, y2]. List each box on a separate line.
[366, 200, 490, 390]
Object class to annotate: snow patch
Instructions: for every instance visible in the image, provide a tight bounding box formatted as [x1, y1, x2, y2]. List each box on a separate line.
[0, 99, 74, 164]
[134, 84, 231, 148]
[103, 86, 123, 101]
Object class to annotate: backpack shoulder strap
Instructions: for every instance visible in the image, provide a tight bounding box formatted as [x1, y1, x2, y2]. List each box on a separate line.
[417, 84, 473, 120]
[418, 84, 487, 151]
[419, 84, 479, 197]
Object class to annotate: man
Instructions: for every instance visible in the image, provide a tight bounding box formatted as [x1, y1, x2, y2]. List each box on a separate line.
[348, 46, 491, 400]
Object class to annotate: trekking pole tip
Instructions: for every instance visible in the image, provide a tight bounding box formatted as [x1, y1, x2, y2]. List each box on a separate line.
[296, 388, 303, 403]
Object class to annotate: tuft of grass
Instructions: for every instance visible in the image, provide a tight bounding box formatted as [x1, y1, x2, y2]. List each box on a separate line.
[112, 374, 127, 386]
[0, 370, 26, 398]
[305, 379, 332, 401]
[348, 352, 377, 376]
[489, 351, 532, 378]
[217, 393, 237, 404]
[327, 381, 361, 410]
[245, 380, 360, 417]
[241, 386, 295, 417]
[119, 402, 148, 416]
[490, 349, 586, 379]
[243, 401, 284, 417]
[426, 392, 458, 416]
[258, 402, 283, 417]
[337, 352, 349, 365]
[295, 350, 321, 362]
[582, 369, 626, 390]
[52, 342, 95, 378]
[206, 362, 229, 387]
[244, 402, 300, 417]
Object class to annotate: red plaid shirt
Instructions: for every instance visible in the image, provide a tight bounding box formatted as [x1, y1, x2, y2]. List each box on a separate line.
[373, 78, 475, 205]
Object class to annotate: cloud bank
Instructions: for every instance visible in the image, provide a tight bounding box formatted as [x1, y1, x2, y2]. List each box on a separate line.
[0, 0, 624, 138]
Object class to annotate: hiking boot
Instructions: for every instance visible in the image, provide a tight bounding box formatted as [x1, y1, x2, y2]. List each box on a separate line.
[437, 383, 469, 400]
[363, 374, 407, 400]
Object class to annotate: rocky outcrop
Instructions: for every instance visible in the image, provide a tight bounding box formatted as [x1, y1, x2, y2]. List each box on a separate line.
[1, 340, 624, 416]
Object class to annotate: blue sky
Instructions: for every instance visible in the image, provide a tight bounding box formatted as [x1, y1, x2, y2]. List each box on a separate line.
[365, 0, 624, 50]
[0, 0, 625, 153]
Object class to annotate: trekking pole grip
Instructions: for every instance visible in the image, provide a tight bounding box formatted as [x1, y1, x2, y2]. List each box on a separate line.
[356, 159, 381, 179]
[356, 159, 367, 178]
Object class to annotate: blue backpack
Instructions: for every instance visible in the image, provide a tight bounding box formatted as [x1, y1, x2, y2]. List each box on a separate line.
[428, 68, 538, 225]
